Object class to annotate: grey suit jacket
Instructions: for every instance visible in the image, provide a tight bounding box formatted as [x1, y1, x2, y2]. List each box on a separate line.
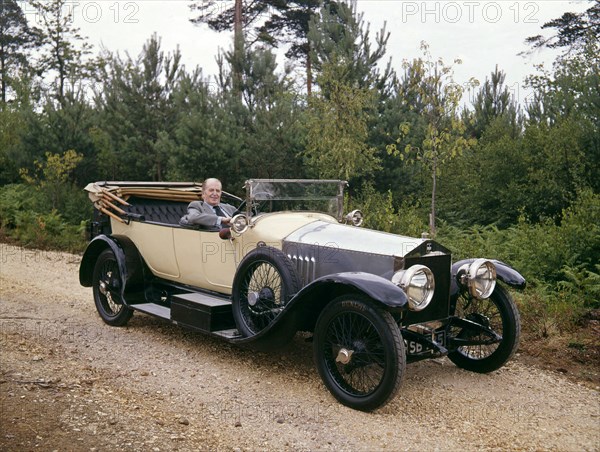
[179, 201, 237, 228]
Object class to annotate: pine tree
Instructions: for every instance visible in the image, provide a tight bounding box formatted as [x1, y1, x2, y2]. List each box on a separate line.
[0, 0, 38, 104]
[30, 0, 93, 103]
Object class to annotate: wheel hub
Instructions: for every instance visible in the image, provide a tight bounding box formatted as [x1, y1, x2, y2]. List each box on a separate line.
[248, 288, 276, 307]
[99, 281, 108, 296]
[335, 348, 354, 365]
[248, 291, 260, 306]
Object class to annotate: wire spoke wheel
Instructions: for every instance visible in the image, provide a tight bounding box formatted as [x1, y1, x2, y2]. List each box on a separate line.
[240, 261, 284, 332]
[92, 249, 133, 326]
[232, 247, 300, 337]
[314, 295, 405, 411]
[448, 284, 520, 373]
[325, 311, 387, 395]
[453, 295, 503, 359]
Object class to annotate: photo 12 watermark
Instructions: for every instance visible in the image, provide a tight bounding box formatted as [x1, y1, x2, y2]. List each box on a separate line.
[0, 318, 107, 344]
[204, 400, 321, 424]
[397, 1, 540, 24]
[19, 0, 141, 25]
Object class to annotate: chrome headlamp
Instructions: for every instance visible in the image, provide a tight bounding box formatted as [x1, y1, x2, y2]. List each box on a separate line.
[345, 209, 364, 226]
[392, 264, 435, 311]
[458, 259, 497, 299]
[230, 214, 249, 234]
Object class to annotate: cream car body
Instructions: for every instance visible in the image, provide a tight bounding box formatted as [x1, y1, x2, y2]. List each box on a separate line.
[79, 179, 525, 412]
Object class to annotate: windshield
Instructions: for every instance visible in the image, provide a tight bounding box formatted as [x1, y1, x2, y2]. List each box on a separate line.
[245, 179, 347, 220]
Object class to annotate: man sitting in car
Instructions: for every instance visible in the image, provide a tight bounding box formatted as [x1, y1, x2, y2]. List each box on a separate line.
[179, 178, 236, 228]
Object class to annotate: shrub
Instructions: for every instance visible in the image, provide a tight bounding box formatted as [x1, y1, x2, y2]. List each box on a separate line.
[0, 184, 88, 253]
[438, 189, 600, 332]
[351, 184, 428, 237]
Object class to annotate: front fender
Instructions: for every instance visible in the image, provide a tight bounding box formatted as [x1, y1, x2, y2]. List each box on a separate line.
[450, 258, 526, 297]
[292, 272, 409, 309]
[79, 235, 147, 302]
[232, 271, 408, 350]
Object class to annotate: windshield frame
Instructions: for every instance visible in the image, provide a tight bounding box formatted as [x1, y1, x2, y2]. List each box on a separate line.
[244, 179, 347, 221]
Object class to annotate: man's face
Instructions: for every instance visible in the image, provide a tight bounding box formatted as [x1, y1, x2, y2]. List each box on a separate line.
[202, 180, 222, 206]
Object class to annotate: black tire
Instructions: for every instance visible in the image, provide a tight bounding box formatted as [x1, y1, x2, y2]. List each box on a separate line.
[92, 249, 133, 326]
[232, 246, 300, 337]
[448, 284, 520, 373]
[313, 295, 406, 411]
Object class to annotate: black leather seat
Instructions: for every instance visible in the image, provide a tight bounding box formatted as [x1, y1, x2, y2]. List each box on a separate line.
[125, 197, 188, 225]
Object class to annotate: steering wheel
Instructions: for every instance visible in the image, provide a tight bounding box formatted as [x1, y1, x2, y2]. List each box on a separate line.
[233, 192, 273, 216]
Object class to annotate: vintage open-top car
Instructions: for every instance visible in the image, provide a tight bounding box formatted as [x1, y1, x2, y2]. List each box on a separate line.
[79, 179, 525, 411]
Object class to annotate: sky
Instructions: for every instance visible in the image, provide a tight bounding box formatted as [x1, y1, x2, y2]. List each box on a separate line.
[20, 0, 592, 105]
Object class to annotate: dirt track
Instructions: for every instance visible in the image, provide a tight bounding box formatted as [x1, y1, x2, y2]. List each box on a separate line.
[1, 244, 599, 451]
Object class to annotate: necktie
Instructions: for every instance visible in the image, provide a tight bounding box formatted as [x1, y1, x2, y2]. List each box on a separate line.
[213, 205, 225, 217]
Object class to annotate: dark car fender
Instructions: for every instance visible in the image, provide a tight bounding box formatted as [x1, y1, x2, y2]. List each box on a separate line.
[450, 258, 527, 298]
[291, 271, 409, 309]
[79, 235, 147, 303]
[233, 271, 408, 349]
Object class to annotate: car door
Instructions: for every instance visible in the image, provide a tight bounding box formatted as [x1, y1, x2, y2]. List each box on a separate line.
[173, 227, 237, 294]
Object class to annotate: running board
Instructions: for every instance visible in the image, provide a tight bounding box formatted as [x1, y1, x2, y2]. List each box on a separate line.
[212, 329, 242, 340]
[133, 303, 171, 319]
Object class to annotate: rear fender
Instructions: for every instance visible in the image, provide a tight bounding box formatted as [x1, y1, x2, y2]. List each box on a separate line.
[79, 235, 147, 303]
[450, 258, 526, 298]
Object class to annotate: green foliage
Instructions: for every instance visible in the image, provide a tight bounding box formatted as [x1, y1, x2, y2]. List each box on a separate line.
[440, 189, 599, 284]
[220, 44, 307, 184]
[524, 1, 600, 53]
[0, 184, 88, 252]
[11, 209, 86, 252]
[463, 66, 521, 140]
[387, 42, 477, 235]
[438, 189, 600, 331]
[0, 184, 45, 229]
[352, 184, 428, 237]
[29, 0, 94, 102]
[94, 34, 183, 181]
[437, 115, 525, 227]
[304, 62, 380, 180]
[20, 149, 83, 210]
[0, 0, 38, 104]
[308, 0, 393, 92]
[559, 265, 600, 309]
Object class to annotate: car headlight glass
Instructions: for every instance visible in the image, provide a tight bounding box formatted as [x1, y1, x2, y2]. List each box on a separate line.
[231, 214, 249, 234]
[392, 264, 435, 311]
[466, 259, 496, 299]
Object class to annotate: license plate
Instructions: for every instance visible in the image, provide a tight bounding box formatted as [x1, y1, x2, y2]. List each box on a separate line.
[406, 330, 445, 354]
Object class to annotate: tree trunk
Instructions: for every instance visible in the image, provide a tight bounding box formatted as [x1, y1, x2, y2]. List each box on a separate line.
[233, 0, 243, 96]
[1, 46, 6, 105]
[430, 156, 437, 237]
[306, 45, 312, 96]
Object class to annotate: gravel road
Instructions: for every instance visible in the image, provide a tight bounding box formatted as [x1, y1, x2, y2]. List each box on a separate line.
[1, 244, 599, 451]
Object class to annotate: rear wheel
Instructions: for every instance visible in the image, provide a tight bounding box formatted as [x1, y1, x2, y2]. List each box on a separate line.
[92, 249, 133, 326]
[313, 295, 406, 411]
[448, 284, 520, 373]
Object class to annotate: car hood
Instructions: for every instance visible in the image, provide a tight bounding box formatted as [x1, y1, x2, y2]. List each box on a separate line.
[284, 220, 426, 258]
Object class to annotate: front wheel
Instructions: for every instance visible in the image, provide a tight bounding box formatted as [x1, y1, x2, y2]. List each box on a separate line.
[448, 284, 520, 373]
[92, 249, 133, 326]
[232, 246, 300, 337]
[313, 295, 406, 411]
